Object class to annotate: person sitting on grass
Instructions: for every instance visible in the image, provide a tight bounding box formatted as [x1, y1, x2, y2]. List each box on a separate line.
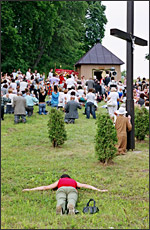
[22, 174, 108, 215]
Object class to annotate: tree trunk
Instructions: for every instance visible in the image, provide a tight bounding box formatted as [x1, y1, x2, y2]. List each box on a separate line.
[32, 42, 45, 69]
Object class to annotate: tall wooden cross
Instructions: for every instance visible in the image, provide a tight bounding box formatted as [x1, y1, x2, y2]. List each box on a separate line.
[110, 1, 148, 150]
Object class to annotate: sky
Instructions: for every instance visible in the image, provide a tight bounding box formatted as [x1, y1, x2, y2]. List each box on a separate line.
[101, 1, 149, 79]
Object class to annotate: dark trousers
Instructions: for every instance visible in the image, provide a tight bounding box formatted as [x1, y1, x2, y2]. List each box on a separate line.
[6, 105, 14, 114]
[86, 102, 96, 119]
[26, 106, 33, 117]
[14, 115, 26, 124]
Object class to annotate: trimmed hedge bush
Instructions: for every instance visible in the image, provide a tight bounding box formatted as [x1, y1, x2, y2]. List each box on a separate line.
[134, 106, 149, 141]
[48, 108, 67, 147]
[95, 113, 117, 164]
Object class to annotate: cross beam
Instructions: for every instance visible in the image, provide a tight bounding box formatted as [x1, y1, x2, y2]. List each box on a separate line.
[110, 29, 148, 46]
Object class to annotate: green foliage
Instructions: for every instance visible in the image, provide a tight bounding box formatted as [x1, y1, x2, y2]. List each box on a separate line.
[134, 106, 149, 141]
[121, 70, 126, 77]
[1, 1, 107, 73]
[1, 104, 149, 229]
[84, 1, 107, 51]
[47, 108, 67, 147]
[95, 113, 117, 164]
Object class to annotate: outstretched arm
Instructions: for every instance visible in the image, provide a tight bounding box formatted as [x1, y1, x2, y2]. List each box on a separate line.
[22, 181, 58, 192]
[76, 182, 108, 192]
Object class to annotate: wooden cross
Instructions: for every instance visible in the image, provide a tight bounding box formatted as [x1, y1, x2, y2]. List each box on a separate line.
[110, 1, 148, 150]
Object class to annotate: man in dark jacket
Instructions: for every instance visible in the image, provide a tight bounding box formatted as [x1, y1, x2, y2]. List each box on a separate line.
[64, 91, 81, 124]
[12, 91, 27, 124]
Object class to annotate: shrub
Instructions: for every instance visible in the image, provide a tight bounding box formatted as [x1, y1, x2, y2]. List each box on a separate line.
[48, 108, 67, 147]
[95, 113, 117, 164]
[134, 106, 149, 141]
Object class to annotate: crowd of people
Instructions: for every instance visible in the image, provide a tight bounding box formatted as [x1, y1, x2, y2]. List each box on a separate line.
[1, 68, 149, 124]
[1, 68, 149, 214]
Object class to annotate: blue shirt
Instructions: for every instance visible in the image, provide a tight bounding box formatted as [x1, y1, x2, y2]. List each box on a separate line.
[51, 92, 59, 105]
[25, 95, 39, 106]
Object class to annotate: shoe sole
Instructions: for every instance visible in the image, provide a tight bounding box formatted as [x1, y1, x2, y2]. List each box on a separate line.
[56, 206, 62, 215]
[68, 204, 75, 215]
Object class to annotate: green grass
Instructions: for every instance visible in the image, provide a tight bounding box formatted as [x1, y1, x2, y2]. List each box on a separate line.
[1, 102, 149, 229]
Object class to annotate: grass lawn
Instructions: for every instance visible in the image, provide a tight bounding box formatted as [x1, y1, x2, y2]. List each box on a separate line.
[1, 102, 149, 229]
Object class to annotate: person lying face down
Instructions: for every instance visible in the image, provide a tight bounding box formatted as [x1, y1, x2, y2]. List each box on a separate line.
[22, 174, 108, 215]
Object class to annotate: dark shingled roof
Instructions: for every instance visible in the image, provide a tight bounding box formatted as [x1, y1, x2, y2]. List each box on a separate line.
[75, 42, 124, 66]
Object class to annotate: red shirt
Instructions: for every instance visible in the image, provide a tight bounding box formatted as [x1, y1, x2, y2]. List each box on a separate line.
[58, 178, 77, 189]
[59, 75, 65, 84]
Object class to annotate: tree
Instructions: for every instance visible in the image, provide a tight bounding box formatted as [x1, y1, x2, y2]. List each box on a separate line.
[134, 106, 149, 141]
[84, 1, 107, 52]
[1, 1, 62, 73]
[1, 1, 107, 73]
[48, 108, 67, 147]
[95, 113, 117, 164]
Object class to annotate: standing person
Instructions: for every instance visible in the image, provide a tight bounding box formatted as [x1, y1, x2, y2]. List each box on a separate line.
[107, 87, 119, 120]
[103, 73, 111, 86]
[59, 74, 66, 89]
[48, 69, 53, 79]
[64, 91, 81, 124]
[85, 88, 96, 119]
[26, 68, 31, 80]
[22, 174, 108, 215]
[1, 93, 11, 120]
[86, 78, 95, 91]
[20, 79, 28, 95]
[38, 87, 48, 115]
[50, 74, 60, 86]
[51, 85, 59, 108]
[115, 107, 132, 155]
[12, 92, 27, 124]
[81, 75, 86, 87]
[33, 70, 40, 80]
[9, 79, 17, 94]
[25, 91, 39, 117]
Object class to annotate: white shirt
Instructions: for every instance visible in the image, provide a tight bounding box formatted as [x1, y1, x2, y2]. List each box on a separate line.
[20, 81, 28, 91]
[86, 92, 95, 103]
[58, 92, 64, 107]
[12, 72, 17, 79]
[10, 82, 17, 91]
[66, 78, 76, 89]
[48, 72, 53, 78]
[26, 71, 31, 80]
[33, 73, 40, 79]
[108, 92, 119, 104]
[77, 89, 84, 97]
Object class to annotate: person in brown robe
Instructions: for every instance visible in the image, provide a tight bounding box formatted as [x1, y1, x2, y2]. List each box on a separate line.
[115, 107, 132, 155]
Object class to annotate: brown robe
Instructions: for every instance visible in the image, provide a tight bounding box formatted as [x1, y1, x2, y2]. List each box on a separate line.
[115, 115, 132, 154]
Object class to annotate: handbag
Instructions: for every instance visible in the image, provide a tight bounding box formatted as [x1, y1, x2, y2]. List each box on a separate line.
[83, 199, 99, 214]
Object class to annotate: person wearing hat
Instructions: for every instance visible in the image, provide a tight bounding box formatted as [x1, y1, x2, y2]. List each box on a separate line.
[115, 107, 132, 155]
